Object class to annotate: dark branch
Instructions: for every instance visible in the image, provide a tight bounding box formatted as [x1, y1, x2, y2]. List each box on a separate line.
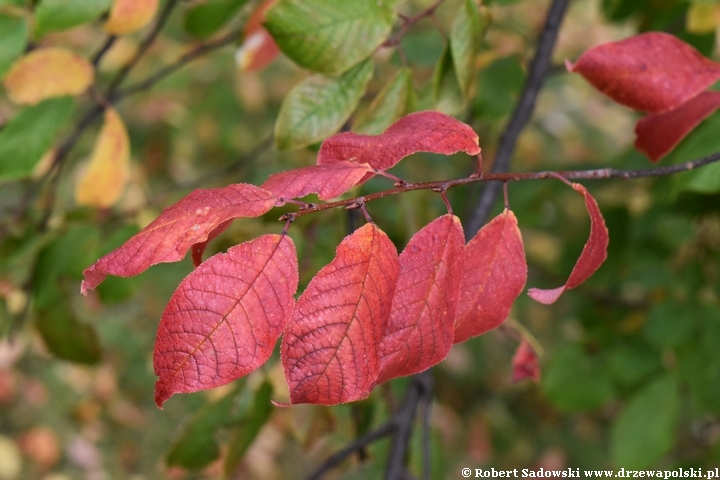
[285, 150, 720, 220]
[305, 421, 394, 480]
[90, 35, 117, 67]
[465, 0, 572, 237]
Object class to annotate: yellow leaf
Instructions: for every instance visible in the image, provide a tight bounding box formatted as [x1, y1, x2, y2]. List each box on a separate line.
[686, 3, 720, 34]
[75, 108, 130, 208]
[2, 48, 93, 105]
[104, 0, 159, 35]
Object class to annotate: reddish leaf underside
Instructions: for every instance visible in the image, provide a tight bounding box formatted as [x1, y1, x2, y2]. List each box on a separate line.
[528, 184, 608, 305]
[81, 183, 276, 294]
[376, 215, 464, 384]
[154, 234, 298, 407]
[634, 91, 720, 162]
[568, 32, 720, 113]
[281, 223, 399, 405]
[317, 111, 481, 183]
[260, 161, 371, 202]
[454, 209, 527, 344]
[512, 339, 540, 383]
[238, 0, 280, 71]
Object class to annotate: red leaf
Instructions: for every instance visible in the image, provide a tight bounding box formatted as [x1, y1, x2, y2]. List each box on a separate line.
[568, 32, 720, 113]
[635, 91, 720, 162]
[528, 184, 608, 305]
[512, 339, 540, 383]
[191, 219, 232, 267]
[81, 184, 275, 293]
[260, 161, 371, 201]
[317, 111, 481, 183]
[238, 0, 280, 72]
[281, 223, 399, 405]
[154, 234, 298, 407]
[454, 209, 527, 344]
[376, 215, 464, 384]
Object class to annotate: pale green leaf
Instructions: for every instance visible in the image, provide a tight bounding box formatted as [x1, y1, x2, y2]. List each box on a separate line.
[610, 374, 679, 469]
[35, 0, 112, 37]
[432, 44, 464, 116]
[0, 14, 27, 78]
[224, 381, 273, 476]
[0, 97, 75, 180]
[264, 0, 395, 75]
[274, 60, 374, 150]
[353, 68, 413, 135]
[450, 0, 484, 97]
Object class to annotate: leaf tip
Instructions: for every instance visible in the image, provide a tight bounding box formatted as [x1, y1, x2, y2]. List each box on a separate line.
[527, 286, 565, 305]
[564, 58, 575, 72]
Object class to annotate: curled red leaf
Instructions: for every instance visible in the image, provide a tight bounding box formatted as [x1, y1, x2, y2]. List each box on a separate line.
[512, 339, 540, 383]
[635, 91, 720, 162]
[282, 223, 399, 405]
[317, 111, 481, 182]
[237, 0, 280, 71]
[528, 184, 608, 305]
[376, 215, 464, 384]
[154, 234, 298, 407]
[568, 32, 720, 113]
[81, 184, 275, 293]
[260, 161, 371, 201]
[454, 209, 527, 344]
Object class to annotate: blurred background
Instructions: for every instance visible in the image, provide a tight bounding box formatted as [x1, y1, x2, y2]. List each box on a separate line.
[1, 0, 720, 478]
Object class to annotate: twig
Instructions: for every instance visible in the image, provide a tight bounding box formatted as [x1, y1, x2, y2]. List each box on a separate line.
[90, 35, 117, 67]
[385, 370, 433, 480]
[114, 28, 243, 99]
[285, 150, 720, 220]
[106, 0, 180, 95]
[465, 0, 572, 237]
[305, 422, 395, 480]
[381, 0, 446, 48]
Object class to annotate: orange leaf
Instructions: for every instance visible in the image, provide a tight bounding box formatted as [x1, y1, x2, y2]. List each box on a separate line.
[105, 0, 159, 35]
[75, 108, 130, 208]
[3, 48, 93, 105]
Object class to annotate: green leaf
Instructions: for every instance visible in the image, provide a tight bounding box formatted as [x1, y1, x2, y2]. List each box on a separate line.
[542, 344, 614, 411]
[35, 0, 112, 38]
[353, 68, 413, 135]
[33, 224, 100, 309]
[0, 97, 75, 181]
[644, 301, 697, 349]
[264, 0, 395, 75]
[474, 55, 525, 119]
[450, 0, 484, 97]
[432, 44, 464, 116]
[670, 111, 720, 195]
[35, 303, 102, 364]
[183, 0, 248, 39]
[0, 14, 27, 78]
[678, 309, 720, 413]
[274, 59, 373, 150]
[224, 381, 273, 476]
[167, 383, 249, 470]
[610, 374, 679, 469]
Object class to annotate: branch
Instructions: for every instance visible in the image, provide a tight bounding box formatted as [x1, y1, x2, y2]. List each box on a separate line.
[105, 0, 180, 95]
[305, 422, 394, 480]
[283, 150, 720, 220]
[465, 0, 571, 237]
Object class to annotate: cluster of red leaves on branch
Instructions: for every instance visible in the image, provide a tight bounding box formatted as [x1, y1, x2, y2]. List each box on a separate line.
[568, 32, 720, 162]
[81, 32, 718, 408]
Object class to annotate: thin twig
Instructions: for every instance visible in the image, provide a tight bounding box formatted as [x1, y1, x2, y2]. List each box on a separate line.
[381, 0, 446, 48]
[385, 371, 433, 480]
[284, 150, 720, 220]
[106, 0, 180, 95]
[305, 422, 395, 480]
[90, 35, 117, 67]
[465, 0, 572, 238]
